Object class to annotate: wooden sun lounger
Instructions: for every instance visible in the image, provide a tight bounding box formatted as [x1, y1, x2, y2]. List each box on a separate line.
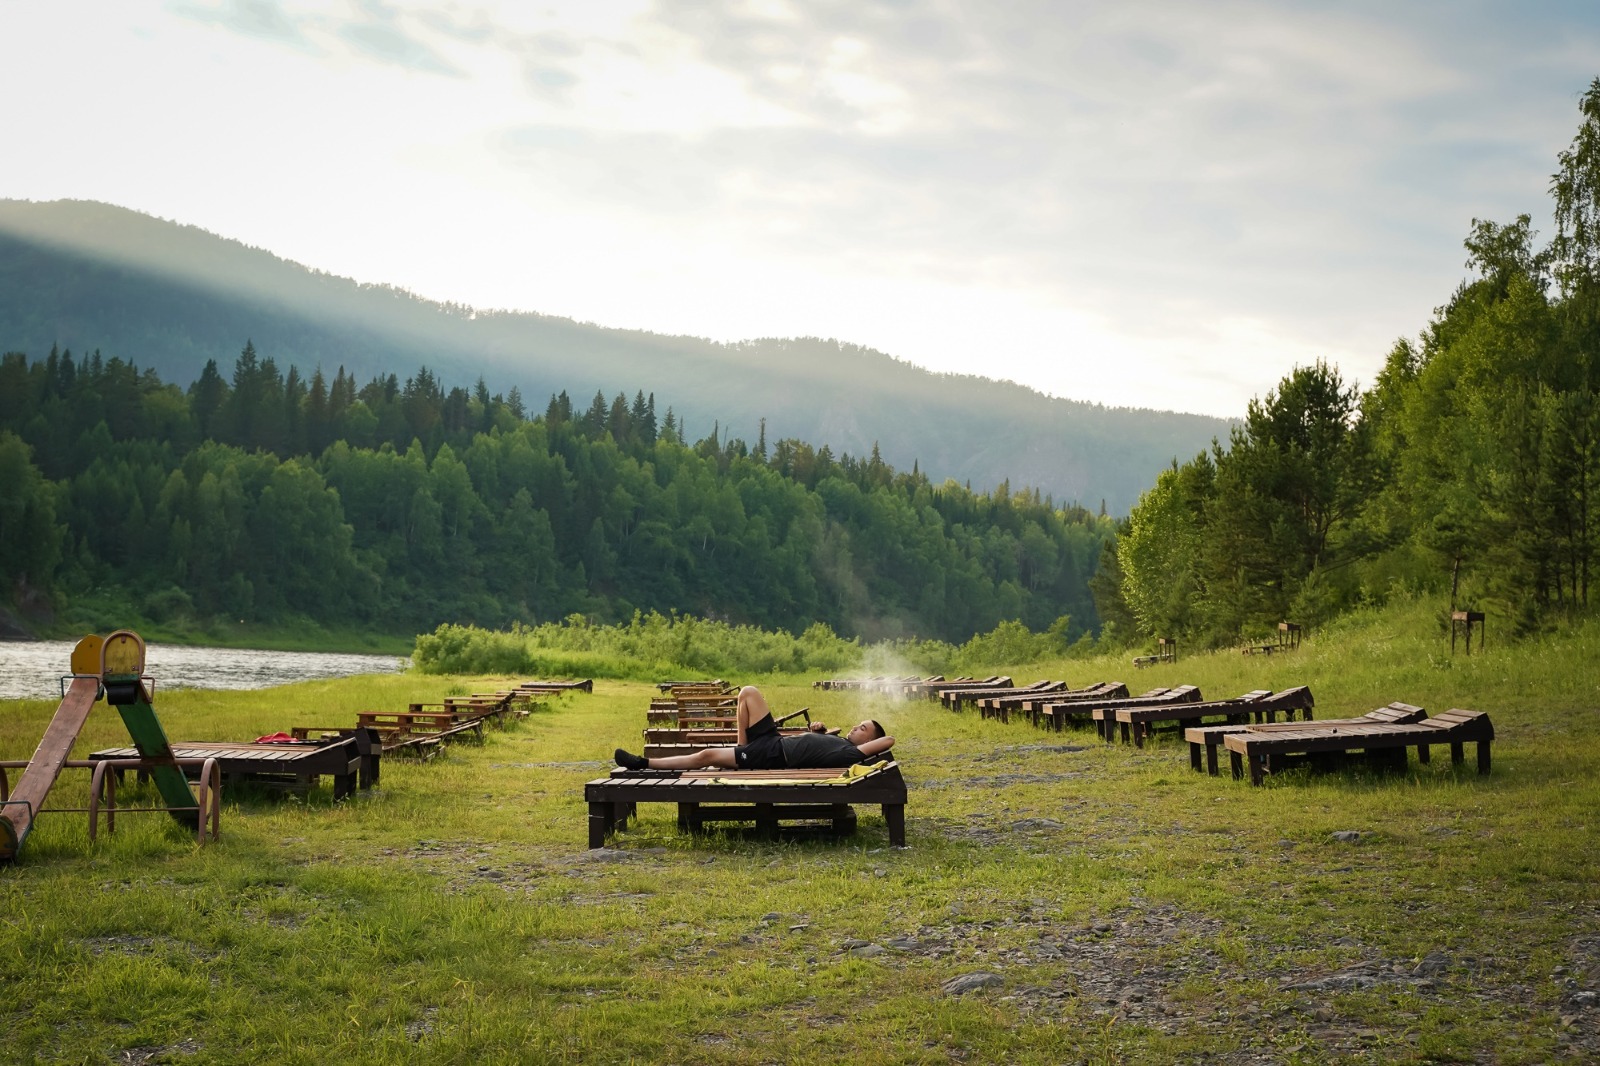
[813, 675, 936, 694]
[1223, 709, 1493, 785]
[89, 730, 378, 800]
[1028, 683, 1131, 730]
[1185, 701, 1421, 776]
[584, 761, 908, 847]
[1087, 685, 1203, 738]
[976, 682, 1070, 721]
[516, 679, 594, 694]
[921, 677, 1007, 702]
[356, 709, 487, 752]
[1110, 686, 1315, 747]
[943, 678, 1041, 710]
[656, 680, 730, 693]
[1105, 689, 1272, 746]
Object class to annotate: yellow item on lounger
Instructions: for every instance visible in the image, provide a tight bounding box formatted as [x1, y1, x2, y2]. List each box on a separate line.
[703, 760, 890, 786]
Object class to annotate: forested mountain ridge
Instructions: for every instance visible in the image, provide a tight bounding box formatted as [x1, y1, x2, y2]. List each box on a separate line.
[0, 198, 1228, 515]
[0, 345, 1114, 643]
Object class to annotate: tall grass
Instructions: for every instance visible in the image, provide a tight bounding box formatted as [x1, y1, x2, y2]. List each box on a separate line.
[412, 612, 1080, 679]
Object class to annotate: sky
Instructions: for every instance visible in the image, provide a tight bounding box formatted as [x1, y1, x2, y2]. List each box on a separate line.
[3, 1, 1599, 418]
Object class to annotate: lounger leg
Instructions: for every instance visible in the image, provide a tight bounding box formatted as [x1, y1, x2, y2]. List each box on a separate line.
[756, 803, 778, 838]
[1206, 743, 1220, 777]
[1119, 720, 1131, 744]
[588, 802, 613, 848]
[882, 803, 906, 847]
[333, 773, 353, 801]
[1417, 743, 1431, 765]
[1230, 750, 1244, 781]
[612, 800, 630, 833]
[1478, 740, 1492, 774]
[1450, 741, 1465, 767]
[1189, 741, 1203, 772]
[1248, 753, 1266, 786]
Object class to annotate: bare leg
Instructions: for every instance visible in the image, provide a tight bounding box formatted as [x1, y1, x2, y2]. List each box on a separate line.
[647, 747, 738, 770]
[737, 686, 773, 746]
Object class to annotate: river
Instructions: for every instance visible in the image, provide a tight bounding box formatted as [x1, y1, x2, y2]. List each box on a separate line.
[0, 640, 406, 701]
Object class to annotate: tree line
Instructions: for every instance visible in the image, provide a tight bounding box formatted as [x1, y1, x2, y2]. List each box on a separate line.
[0, 342, 1113, 643]
[1097, 79, 1600, 645]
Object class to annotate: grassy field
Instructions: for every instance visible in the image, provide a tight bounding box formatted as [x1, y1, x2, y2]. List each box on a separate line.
[1, 597, 1597, 1064]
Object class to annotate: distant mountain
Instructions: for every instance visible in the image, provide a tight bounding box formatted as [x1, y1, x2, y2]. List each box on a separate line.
[0, 199, 1229, 513]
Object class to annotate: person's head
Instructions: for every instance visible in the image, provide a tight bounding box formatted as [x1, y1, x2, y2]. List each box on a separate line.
[847, 719, 886, 745]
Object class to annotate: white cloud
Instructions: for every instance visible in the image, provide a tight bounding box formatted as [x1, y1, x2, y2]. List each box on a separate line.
[3, 0, 1599, 416]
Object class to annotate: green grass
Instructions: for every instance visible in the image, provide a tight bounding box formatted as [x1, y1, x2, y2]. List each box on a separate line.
[2, 597, 1598, 1063]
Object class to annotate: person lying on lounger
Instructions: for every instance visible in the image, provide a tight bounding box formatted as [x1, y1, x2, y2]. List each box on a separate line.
[615, 685, 894, 771]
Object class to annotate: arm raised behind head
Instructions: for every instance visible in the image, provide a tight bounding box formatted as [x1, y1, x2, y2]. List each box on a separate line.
[857, 734, 895, 758]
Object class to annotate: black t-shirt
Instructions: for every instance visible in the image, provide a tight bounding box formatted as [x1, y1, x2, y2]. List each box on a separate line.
[779, 732, 869, 769]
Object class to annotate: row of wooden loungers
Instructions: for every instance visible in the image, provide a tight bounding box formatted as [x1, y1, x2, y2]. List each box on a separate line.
[1185, 705, 1494, 785]
[641, 707, 825, 758]
[1095, 686, 1315, 746]
[591, 681, 901, 847]
[87, 729, 379, 801]
[813, 674, 938, 693]
[646, 682, 740, 727]
[297, 678, 591, 758]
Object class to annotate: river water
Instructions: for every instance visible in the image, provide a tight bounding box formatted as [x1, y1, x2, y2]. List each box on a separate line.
[0, 640, 406, 701]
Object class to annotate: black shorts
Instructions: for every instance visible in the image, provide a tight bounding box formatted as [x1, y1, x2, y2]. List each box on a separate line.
[734, 713, 785, 769]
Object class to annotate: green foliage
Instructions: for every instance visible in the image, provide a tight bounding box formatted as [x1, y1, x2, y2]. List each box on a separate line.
[1115, 80, 1600, 646]
[0, 347, 1117, 643]
[412, 613, 865, 679]
[411, 613, 1100, 679]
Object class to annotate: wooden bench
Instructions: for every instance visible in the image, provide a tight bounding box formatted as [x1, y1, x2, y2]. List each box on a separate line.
[1134, 638, 1178, 668]
[1088, 685, 1202, 739]
[1243, 621, 1302, 656]
[1223, 709, 1493, 785]
[1185, 701, 1420, 776]
[584, 761, 908, 847]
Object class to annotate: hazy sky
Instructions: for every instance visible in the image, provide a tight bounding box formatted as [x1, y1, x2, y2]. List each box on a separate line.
[4, 2, 1598, 417]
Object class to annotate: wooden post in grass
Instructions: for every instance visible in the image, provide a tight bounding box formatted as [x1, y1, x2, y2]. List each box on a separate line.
[1450, 611, 1485, 655]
